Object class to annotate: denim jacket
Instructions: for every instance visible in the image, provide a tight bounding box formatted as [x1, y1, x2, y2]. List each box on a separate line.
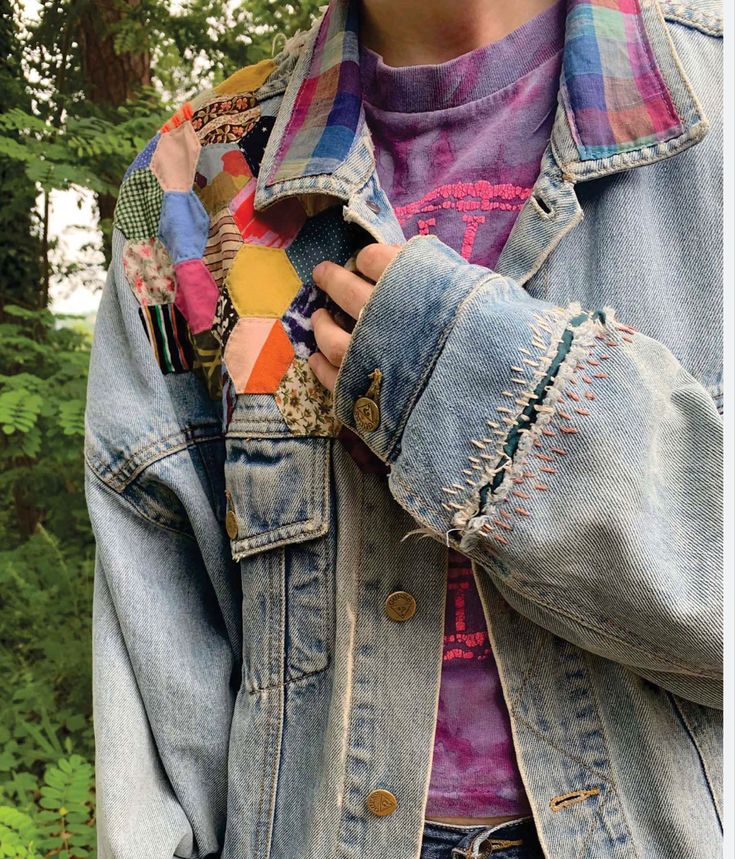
[84, 1, 723, 857]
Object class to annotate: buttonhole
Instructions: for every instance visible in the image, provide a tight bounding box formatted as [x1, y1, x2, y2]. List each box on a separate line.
[366, 200, 380, 214]
[533, 194, 553, 216]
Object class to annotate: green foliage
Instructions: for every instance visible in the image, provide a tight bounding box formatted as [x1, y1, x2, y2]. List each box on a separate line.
[0, 1, 322, 855]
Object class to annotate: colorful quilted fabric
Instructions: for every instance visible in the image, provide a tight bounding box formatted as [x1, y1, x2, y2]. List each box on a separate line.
[114, 170, 164, 240]
[274, 358, 341, 436]
[138, 304, 194, 373]
[122, 238, 176, 305]
[115, 49, 365, 438]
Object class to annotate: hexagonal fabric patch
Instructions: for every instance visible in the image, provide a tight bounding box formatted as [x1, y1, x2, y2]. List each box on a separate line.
[151, 122, 201, 192]
[274, 357, 340, 437]
[226, 245, 301, 317]
[114, 169, 163, 241]
[174, 259, 219, 334]
[223, 317, 294, 394]
[285, 205, 356, 283]
[204, 209, 244, 290]
[158, 190, 210, 263]
[215, 58, 276, 96]
[122, 238, 176, 305]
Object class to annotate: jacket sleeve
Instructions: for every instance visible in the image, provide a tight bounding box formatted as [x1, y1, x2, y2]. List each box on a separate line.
[85, 229, 239, 859]
[332, 235, 723, 709]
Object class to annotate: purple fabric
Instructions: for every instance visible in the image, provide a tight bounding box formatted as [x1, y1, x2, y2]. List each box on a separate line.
[360, 1, 565, 819]
[361, 0, 565, 266]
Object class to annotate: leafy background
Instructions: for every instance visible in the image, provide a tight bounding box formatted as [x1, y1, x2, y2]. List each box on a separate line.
[0, 0, 320, 854]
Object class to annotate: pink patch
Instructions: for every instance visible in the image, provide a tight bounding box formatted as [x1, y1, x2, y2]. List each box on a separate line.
[174, 259, 220, 333]
[230, 185, 305, 249]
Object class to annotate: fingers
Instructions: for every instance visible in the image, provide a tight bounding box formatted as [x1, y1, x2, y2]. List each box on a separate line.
[307, 350, 339, 392]
[312, 261, 373, 319]
[354, 243, 401, 282]
[311, 307, 351, 367]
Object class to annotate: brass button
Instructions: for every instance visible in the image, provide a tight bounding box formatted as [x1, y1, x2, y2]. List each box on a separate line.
[367, 788, 397, 817]
[384, 591, 416, 622]
[225, 509, 238, 540]
[354, 368, 382, 432]
[354, 396, 380, 431]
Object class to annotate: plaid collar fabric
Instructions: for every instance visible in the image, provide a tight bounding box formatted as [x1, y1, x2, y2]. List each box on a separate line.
[562, 0, 683, 160]
[266, 0, 684, 185]
[266, 0, 362, 185]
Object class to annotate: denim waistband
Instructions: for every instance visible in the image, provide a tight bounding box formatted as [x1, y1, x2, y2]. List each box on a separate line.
[420, 816, 541, 859]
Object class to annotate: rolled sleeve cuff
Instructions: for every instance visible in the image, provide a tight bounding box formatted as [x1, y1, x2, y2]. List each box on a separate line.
[332, 235, 496, 462]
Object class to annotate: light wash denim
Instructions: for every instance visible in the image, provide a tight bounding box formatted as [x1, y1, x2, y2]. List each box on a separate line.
[84, 1, 723, 858]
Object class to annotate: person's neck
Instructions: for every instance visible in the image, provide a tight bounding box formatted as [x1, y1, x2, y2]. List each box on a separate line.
[359, 0, 560, 66]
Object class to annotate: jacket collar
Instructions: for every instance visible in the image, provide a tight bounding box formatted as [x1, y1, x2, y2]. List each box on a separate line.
[256, 0, 708, 208]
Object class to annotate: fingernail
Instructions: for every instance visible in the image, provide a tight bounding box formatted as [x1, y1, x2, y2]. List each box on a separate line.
[313, 261, 326, 280]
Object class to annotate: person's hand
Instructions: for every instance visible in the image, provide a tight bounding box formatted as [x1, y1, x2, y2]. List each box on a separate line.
[308, 243, 401, 391]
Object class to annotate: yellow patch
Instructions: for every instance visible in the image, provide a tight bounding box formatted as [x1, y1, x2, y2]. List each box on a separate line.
[226, 244, 301, 317]
[216, 59, 277, 95]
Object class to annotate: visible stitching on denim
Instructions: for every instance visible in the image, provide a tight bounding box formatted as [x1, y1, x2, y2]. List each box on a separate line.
[87, 465, 199, 541]
[445, 304, 597, 534]
[668, 692, 723, 828]
[509, 713, 613, 785]
[582, 650, 640, 857]
[85, 424, 223, 491]
[549, 787, 600, 812]
[451, 314, 637, 555]
[506, 638, 547, 711]
[573, 790, 609, 859]
[335, 471, 365, 853]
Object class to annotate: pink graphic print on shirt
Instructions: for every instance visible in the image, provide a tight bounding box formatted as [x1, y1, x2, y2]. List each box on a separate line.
[394, 180, 532, 262]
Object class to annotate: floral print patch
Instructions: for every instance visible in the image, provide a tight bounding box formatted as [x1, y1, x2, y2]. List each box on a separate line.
[274, 357, 341, 437]
[122, 238, 176, 305]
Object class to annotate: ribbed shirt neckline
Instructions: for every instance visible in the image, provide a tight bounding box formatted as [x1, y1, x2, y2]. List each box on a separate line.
[359, 0, 566, 114]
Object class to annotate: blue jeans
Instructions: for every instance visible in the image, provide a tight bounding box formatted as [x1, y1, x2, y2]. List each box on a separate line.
[420, 817, 542, 859]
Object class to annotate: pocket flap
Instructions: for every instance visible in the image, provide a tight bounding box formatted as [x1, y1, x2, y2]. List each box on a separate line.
[224, 435, 331, 561]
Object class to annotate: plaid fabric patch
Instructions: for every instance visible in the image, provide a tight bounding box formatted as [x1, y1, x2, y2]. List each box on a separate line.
[562, 0, 683, 159]
[266, 0, 361, 185]
[114, 169, 164, 241]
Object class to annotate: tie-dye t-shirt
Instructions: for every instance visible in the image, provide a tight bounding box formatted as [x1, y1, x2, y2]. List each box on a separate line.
[360, 0, 565, 818]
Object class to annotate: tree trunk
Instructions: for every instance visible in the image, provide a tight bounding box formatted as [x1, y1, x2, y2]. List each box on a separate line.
[76, 0, 152, 261]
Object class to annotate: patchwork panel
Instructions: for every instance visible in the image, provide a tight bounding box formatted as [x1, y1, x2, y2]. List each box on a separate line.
[159, 191, 210, 263]
[226, 244, 302, 317]
[224, 318, 294, 394]
[174, 259, 219, 334]
[114, 170, 163, 240]
[123, 238, 176, 305]
[138, 303, 194, 373]
[120, 54, 364, 439]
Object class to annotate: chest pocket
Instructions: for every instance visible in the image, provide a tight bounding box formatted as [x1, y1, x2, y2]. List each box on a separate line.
[225, 433, 335, 693]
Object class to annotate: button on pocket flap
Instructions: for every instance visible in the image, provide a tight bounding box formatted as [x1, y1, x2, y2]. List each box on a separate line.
[224, 436, 331, 560]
